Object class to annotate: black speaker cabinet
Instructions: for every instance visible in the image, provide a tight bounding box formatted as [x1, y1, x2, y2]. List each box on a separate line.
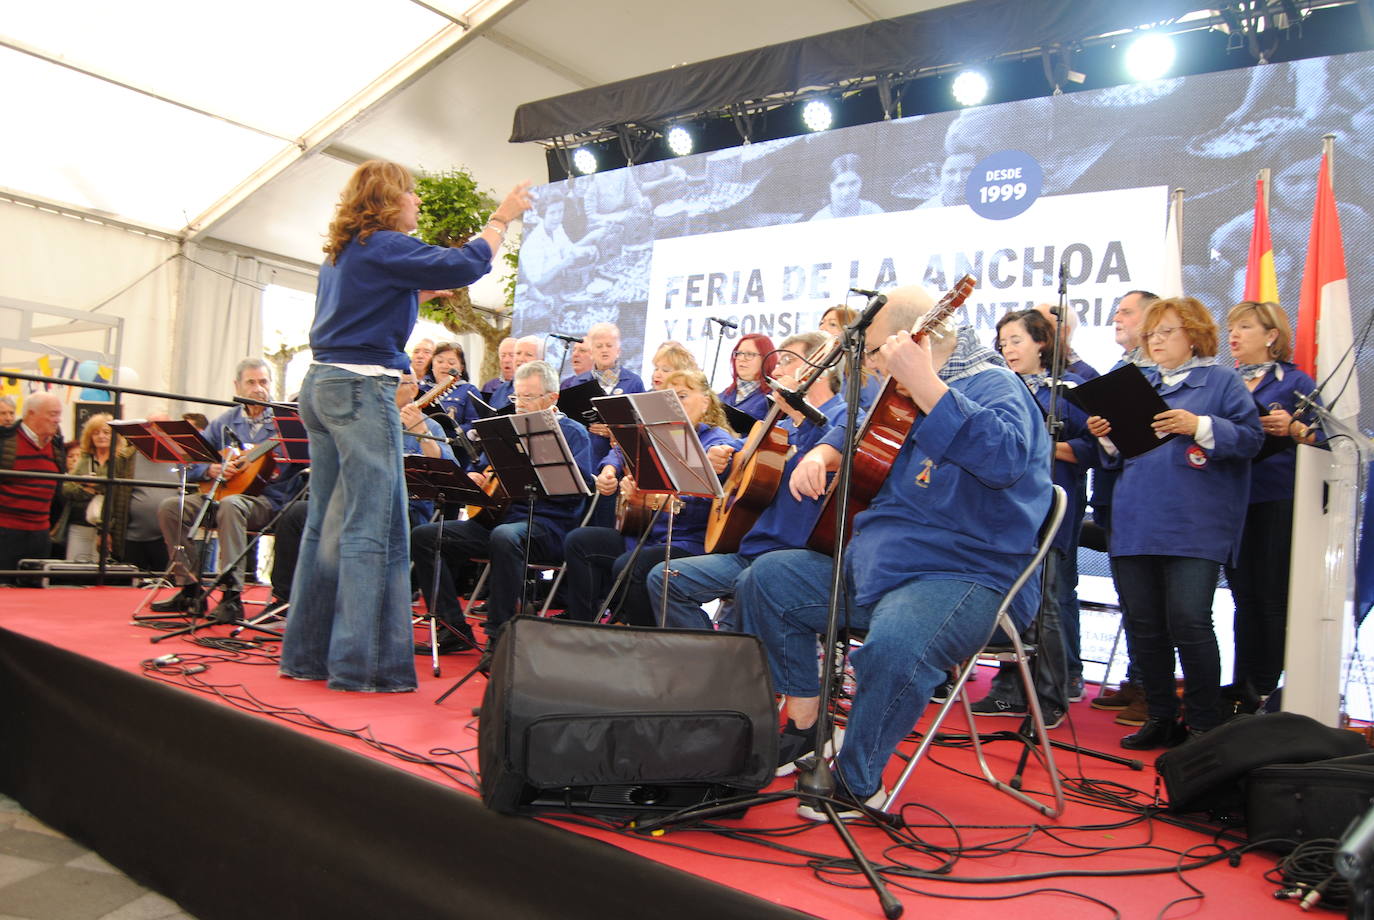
[479, 616, 779, 817]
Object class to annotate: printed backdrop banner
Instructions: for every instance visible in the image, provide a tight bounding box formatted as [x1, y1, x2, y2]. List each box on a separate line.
[645, 186, 1167, 383]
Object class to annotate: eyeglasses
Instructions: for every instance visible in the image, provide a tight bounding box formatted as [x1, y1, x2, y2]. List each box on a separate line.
[734, 351, 761, 360]
[511, 393, 550, 404]
[1144, 326, 1181, 342]
[775, 352, 802, 367]
[863, 344, 882, 359]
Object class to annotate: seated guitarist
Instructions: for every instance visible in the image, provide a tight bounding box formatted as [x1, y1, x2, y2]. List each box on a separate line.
[643, 331, 848, 630]
[152, 358, 304, 622]
[410, 360, 592, 665]
[560, 370, 739, 627]
[736, 286, 1053, 811]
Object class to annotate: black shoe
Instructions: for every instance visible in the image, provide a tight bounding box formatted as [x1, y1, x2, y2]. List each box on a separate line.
[415, 627, 477, 656]
[150, 586, 198, 613]
[207, 593, 243, 624]
[476, 645, 494, 676]
[776, 720, 819, 776]
[795, 772, 888, 822]
[1119, 716, 1186, 750]
[930, 677, 957, 704]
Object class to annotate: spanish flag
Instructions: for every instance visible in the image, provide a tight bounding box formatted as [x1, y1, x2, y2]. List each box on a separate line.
[1243, 173, 1279, 305]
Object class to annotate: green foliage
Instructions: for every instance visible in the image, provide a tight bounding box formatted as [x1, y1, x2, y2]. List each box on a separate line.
[501, 233, 520, 310]
[414, 167, 497, 247]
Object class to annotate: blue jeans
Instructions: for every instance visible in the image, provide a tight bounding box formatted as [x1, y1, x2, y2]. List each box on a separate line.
[1112, 554, 1222, 730]
[561, 527, 699, 627]
[738, 549, 1000, 798]
[643, 552, 750, 630]
[280, 365, 415, 692]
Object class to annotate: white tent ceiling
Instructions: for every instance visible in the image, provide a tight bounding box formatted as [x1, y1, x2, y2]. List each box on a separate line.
[1, 0, 959, 269]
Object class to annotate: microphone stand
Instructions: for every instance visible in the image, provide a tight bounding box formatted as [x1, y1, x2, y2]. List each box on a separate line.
[706, 317, 733, 390]
[636, 292, 905, 920]
[962, 266, 1142, 776]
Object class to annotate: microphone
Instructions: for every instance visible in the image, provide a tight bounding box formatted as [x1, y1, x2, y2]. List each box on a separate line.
[708, 316, 739, 330]
[549, 332, 583, 343]
[849, 290, 888, 334]
[768, 380, 828, 426]
[222, 428, 244, 449]
[849, 287, 881, 298]
[1058, 258, 1069, 297]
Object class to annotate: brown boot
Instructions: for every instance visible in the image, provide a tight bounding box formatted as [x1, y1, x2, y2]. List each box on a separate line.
[1114, 695, 1149, 726]
[1091, 681, 1142, 711]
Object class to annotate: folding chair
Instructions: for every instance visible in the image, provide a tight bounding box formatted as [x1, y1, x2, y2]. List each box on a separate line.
[462, 493, 602, 623]
[881, 484, 1068, 818]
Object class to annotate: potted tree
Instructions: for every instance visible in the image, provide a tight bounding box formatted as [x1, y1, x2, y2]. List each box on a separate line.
[413, 167, 519, 382]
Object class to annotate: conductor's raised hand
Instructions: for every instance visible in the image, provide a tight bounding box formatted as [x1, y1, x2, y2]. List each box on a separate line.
[493, 181, 534, 224]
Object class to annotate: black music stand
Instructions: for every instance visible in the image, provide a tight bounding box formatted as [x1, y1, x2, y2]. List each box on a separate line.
[434, 409, 590, 703]
[112, 419, 221, 619]
[404, 456, 493, 677]
[590, 390, 724, 627]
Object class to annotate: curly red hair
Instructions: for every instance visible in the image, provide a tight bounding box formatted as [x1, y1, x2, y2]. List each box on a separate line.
[323, 160, 412, 263]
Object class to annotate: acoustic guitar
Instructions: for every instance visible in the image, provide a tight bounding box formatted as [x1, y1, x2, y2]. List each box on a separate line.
[704, 336, 837, 553]
[807, 274, 977, 554]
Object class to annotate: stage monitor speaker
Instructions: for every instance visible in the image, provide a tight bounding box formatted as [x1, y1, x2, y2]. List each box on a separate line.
[479, 616, 778, 818]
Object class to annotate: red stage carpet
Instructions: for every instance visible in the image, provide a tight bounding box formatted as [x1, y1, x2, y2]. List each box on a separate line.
[0, 585, 1302, 919]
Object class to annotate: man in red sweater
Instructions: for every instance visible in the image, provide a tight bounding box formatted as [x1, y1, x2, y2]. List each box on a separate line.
[0, 392, 65, 582]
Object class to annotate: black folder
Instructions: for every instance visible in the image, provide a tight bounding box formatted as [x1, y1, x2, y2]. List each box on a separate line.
[1063, 363, 1175, 459]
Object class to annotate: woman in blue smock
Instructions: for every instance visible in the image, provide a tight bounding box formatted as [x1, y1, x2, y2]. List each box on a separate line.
[1089, 297, 1262, 749]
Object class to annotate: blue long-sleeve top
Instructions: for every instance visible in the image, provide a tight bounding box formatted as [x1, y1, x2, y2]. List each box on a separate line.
[821, 368, 1053, 629]
[739, 394, 851, 558]
[719, 385, 770, 421]
[1246, 361, 1320, 504]
[619, 423, 742, 555]
[565, 367, 646, 469]
[403, 415, 456, 521]
[1030, 377, 1096, 555]
[311, 231, 493, 372]
[1105, 364, 1263, 565]
[434, 381, 485, 428]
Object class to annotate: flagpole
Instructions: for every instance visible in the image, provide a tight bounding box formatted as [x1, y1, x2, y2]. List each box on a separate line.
[1258, 168, 1270, 212]
[1284, 134, 1363, 727]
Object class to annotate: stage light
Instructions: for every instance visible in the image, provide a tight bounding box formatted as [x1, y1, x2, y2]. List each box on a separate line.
[572, 147, 598, 175]
[951, 70, 989, 106]
[1125, 32, 1176, 82]
[801, 99, 833, 133]
[666, 125, 694, 157]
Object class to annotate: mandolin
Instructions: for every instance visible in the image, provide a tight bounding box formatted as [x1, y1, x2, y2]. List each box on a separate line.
[807, 274, 976, 554]
[464, 467, 510, 527]
[199, 439, 279, 497]
[704, 335, 837, 553]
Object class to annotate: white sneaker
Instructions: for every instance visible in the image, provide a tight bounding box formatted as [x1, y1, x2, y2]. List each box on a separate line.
[796, 784, 888, 822]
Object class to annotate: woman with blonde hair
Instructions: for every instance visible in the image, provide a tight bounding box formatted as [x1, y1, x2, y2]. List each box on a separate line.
[649, 340, 699, 389]
[562, 369, 740, 627]
[1224, 300, 1319, 702]
[61, 413, 114, 563]
[1088, 296, 1263, 748]
[279, 160, 530, 692]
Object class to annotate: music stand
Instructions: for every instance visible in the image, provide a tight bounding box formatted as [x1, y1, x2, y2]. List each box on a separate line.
[434, 409, 590, 703]
[112, 419, 221, 619]
[404, 456, 493, 677]
[270, 405, 312, 468]
[592, 390, 724, 627]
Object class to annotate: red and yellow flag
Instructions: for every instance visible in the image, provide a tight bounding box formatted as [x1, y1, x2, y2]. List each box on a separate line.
[1243, 174, 1279, 305]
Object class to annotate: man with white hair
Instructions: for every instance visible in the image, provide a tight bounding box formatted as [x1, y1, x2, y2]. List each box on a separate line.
[0, 396, 16, 427]
[481, 336, 519, 409]
[151, 359, 303, 621]
[0, 392, 65, 581]
[738, 285, 1052, 816]
[561, 322, 644, 527]
[411, 360, 592, 661]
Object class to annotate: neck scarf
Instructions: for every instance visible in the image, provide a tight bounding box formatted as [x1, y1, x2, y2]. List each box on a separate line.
[1236, 361, 1276, 382]
[1156, 355, 1217, 388]
[735, 378, 760, 400]
[594, 365, 621, 393]
[939, 326, 1006, 383]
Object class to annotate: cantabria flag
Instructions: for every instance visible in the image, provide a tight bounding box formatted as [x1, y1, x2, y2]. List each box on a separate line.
[1296, 151, 1359, 424]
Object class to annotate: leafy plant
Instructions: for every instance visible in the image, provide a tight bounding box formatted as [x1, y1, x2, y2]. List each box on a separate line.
[412, 167, 518, 382]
